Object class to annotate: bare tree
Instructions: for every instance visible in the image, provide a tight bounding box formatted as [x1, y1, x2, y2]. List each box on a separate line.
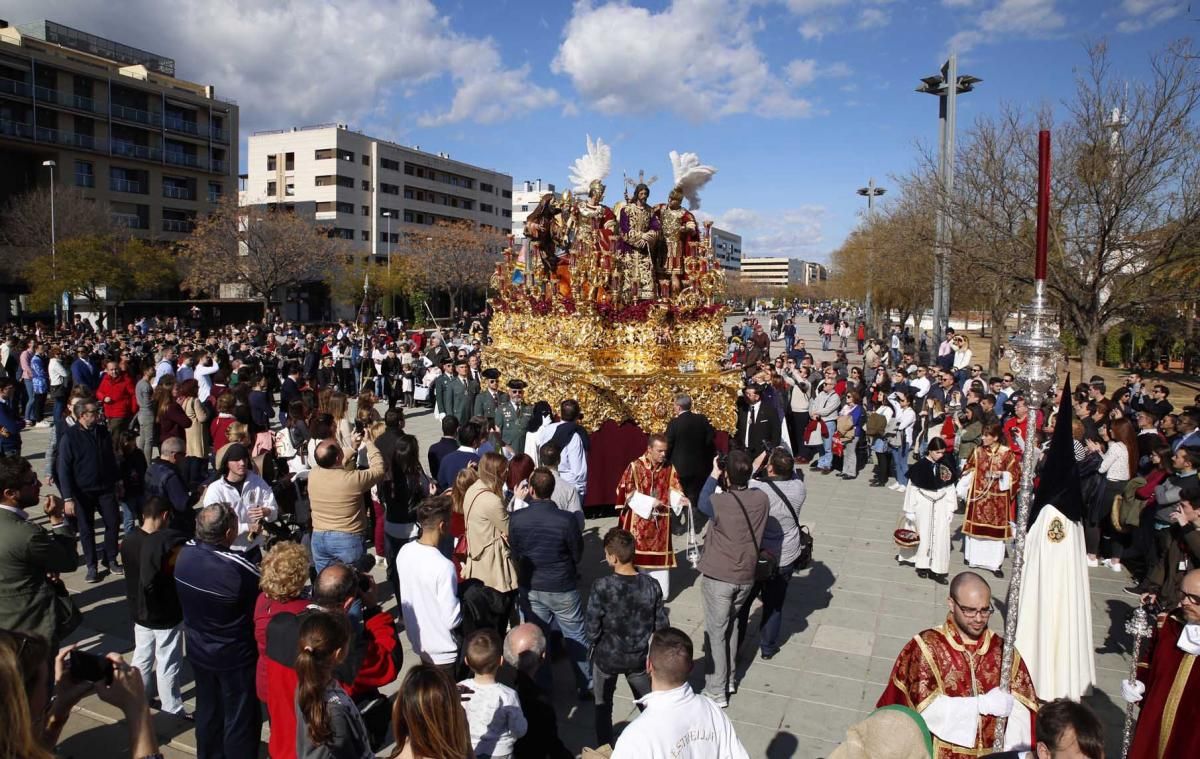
[178, 197, 346, 315]
[0, 185, 113, 254]
[409, 221, 505, 316]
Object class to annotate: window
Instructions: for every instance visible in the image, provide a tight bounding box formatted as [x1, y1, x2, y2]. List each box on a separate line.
[331, 227, 355, 240]
[315, 175, 354, 188]
[285, 152, 294, 171]
[361, 205, 369, 216]
[74, 160, 94, 188]
[480, 203, 493, 213]
[362, 154, 370, 166]
[337, 149, 354, 162]
[502, 189, 512, 199]
[267, 155, 276, 171]
[501, 209, 511, 218]
[404, 210, 414, 223]
[404, 188, 413, 199]
[380, 207, 399, 218]
[337, 176, 354, 188]
[380, 183, 399, 195]
[361, 180, 370, 191]
[404, 164, 415, 175]
[361, 230, 370, 241]
[380, 158, 400, 171]
[208, 181, 223, 203]
[315, 148, 335, 159]
[520, 204, 528, 212]
[480, 182, 493, 193]
[285, 182, 295, 197]
[267, 181, 277, 196]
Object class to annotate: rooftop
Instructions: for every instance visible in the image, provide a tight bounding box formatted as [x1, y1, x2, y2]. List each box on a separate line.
[18, 20, 175, 76]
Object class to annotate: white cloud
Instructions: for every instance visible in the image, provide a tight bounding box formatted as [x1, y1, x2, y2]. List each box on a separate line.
[785, 59, 852, 87]
[941, 0, 980, 7]
[554, 0, 813, 120]
[2, 0, 556, 135]
[1115, 0, 1183, 33]
[784, 0, 893, 38]
[945, 0, 1065, 54]
[857, 7, 890, 29]
[716, 205, 827, 257]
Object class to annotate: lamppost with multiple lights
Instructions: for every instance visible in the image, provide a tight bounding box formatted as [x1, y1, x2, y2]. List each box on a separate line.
[382, 211, 393, 316]
[916, 54, 981, 341]
[42, 160, 59, 327]
[856, 178, 885, 338]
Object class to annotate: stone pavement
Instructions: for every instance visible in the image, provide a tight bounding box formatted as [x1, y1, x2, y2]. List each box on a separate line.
[30, 312, 1137, 758]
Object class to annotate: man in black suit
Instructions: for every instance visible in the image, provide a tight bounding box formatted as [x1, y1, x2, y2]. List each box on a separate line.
[665, 394, 716, 514]
[734, 384, 781, 459]
[279, 363, 302, 426]
[427, 414, 460, 481]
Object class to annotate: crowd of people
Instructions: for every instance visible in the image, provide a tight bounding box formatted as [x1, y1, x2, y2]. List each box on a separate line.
[0, 304, 1196, 759]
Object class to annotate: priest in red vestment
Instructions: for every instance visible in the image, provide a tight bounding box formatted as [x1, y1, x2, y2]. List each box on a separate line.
[615, 433, 687, 597]
[1125, 568, 1200, 759]
[877, 572, 1038, 759]
[961, 423, 1021, 575]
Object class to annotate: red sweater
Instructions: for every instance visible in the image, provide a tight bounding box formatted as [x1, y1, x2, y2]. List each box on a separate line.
[157, 401, 191, 442]
[252, 594, 310, 702]
[98, 373, 138, 420]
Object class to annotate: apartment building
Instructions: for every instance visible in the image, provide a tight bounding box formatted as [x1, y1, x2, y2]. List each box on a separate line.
[740, 256, 828, 288]
[511, 178, 556, 239]
[710, 226, 742, 271]
[0, 20, 238, 237]
[247, 124, 512, 260]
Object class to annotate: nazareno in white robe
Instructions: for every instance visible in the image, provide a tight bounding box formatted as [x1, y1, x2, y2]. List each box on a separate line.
[1014, 504, 1096, 700]
[897, 482, 957, 575]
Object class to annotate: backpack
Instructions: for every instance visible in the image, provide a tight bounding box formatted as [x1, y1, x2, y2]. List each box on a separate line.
[864, 411, 887, 438]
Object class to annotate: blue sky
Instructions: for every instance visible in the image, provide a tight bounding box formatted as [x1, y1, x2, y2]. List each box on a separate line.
[9, 0, 1194, 260]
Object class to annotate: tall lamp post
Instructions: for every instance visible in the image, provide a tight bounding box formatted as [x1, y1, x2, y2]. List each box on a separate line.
[382, 211, 393, 316]
[916, 54, 980, 340]
[856, 178, 885, 337]
[42, 160, 59, 327]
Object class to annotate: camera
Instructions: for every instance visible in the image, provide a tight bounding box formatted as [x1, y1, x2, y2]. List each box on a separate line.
[716, 453, 728, 471]
[68, 649, 114, 684]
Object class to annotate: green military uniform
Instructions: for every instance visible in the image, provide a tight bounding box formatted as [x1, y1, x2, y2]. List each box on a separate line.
[473, 368, 505, 429]
[443, 369, 477, 425]
[432, 367, 452, 417]
[497, 379, 534, 453]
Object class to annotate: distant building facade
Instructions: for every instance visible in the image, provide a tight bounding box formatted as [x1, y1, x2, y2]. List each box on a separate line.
[710, 226, 741, 271]
[511, 179, 556, 239]
[740, 257, 827, 288]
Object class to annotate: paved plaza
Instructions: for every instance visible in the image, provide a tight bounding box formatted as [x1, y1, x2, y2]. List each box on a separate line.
[36, 315, 1137, 758]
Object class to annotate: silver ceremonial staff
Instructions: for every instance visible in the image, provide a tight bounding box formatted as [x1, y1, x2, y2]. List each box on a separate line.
[994, 130, 1063, 750]
[1121, 605, 1154, 758]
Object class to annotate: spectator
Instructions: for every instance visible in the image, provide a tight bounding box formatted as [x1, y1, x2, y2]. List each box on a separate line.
[145, 437, 192, 533]
[120, 495, 188, 717]
[459, 628, 527, 759]
[664, 394, 717, 519]
[610, 627, 749, 758]
[248, 373, 274, 433]
[253, 541, 311, 704]
[0, 456, 78, 646]
[537, 441, 585, 532]
[0, 376, 25, 458]
[462, 452, 519, 614]
[179, 379, 210, 488]
[509, 467, 590, 697]
[174, 502, 263, 759]
[428, 414, 460, 479]
[587, 527, 669, 747]
[48, 346, 69, 429]
[153, 376, 190, 445]
[383, 435, 434, 610]
[295, 611, 375, 759]
[28, 343, 49, 426]
[739, 447, 806, 660]
[210, 392, 238, 455]
[536, 399, 589, 500]
[134, 364, 156, 462]
[396, 496, 462, 671]
[98, 358, 138, 444]
[696, 450, 769, 707]
[201, 443, 278, 551]
[505, 622, 573, 759]
[57, 397, 122, 583]
[436, 419, 481, 492]
[390, 664, 473, 759]
[308, 432, 386, 572]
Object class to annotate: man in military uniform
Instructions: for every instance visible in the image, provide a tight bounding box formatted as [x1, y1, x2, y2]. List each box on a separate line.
[497, 379, 533, 455]
[443, 360, 476, 425]
[431, 356, 454, 419]
[473, 368, 504, 429]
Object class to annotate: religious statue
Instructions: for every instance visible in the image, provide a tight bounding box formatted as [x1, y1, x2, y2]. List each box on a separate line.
[566, 136, 618, 304]
[523, 192, 570, 300]
[617, 182, 661, 303]
[656, 186, 700, 295]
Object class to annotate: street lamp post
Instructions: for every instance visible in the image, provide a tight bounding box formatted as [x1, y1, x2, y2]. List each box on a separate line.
[856, 178, 885, 337]
[42, 160, 59, 327]
[382, 211, 392, 316]
[917, 54, 981, 341]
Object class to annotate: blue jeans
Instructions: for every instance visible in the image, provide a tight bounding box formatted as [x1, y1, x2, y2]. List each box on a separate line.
[520, 588, 592, 691]
[817, 420, 836, 469]
[121, 494, 143, 534]
[821, 334, 831, 351]
[311, 530, 364, 574]
[23, 379, 36, 422]
[736, 558, 796, 656]
[784, 336, 794, 355]
[892, 442, 911, 486]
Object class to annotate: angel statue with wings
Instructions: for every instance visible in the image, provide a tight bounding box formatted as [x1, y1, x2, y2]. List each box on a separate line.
[566, 135, 618, 304]
[657, 151, 716, 295]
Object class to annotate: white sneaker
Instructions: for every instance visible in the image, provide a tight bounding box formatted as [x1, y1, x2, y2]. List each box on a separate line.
[1086, 556, 1099, 568]
[1108, 561, 1123, 573]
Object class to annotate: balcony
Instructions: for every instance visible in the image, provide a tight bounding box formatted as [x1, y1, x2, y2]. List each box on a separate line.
[0, 118, 35, 139]
[314, 210, 338, 221]
[162, 218, 194, 233]
[164, 115, 199, 135]
[210, 125, 229, 142]
[111, 140, 162, 162]
[111, 212, 147, 230]
[210, 158, 227, 173]
[110, 178, 144, 194]
[35, 126, 97, 151]
[208, 191, 222, 203]
[165, 151, 200, 168]
[111, 103, 162, 127]
[162, 184, 194, 200]
[0, 77, 32, 98]
[75, 173, 95, 188]
[32, 85, 97, 112]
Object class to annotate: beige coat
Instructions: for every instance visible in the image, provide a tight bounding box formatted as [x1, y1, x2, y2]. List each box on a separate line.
[183, 397, 209, 458]
[461, 479, 518, 593]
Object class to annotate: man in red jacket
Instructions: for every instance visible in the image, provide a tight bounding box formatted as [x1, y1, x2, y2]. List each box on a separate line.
[97, 358, 138, 443]
[263, 562, 401, 759]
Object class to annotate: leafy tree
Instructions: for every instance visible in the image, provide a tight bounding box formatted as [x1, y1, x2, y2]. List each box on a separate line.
[408, 221, 506, 316]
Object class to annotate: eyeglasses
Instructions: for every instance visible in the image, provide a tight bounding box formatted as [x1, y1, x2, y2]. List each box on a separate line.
[952, 598, 994, 618]
[1182, 591, 1200, 605]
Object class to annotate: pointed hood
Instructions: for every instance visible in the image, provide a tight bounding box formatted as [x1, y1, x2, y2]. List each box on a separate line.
[1029, 375, 1085, 525]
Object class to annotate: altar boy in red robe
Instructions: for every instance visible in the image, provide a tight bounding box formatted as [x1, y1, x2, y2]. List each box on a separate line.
[1125, 568, 1200, 759]
[615, 433, 687, 598]
[877, 571, 1038, 759]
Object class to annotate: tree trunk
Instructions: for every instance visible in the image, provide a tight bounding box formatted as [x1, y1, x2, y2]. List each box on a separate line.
[1078, 321, 1104, 381]
[262, 294, 271, 322]
[988, 299, 1007, 375]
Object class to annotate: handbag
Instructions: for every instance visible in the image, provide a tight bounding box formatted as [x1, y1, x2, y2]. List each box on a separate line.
[729, 490, 777, 582]
[763, 479, 814, 572]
